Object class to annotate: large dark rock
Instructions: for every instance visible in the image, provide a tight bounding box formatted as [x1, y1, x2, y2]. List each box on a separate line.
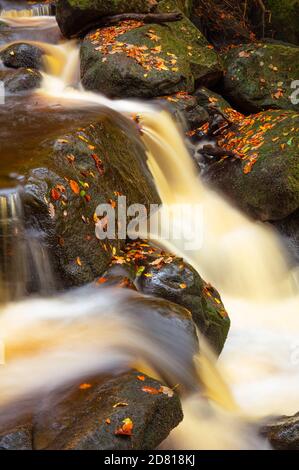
[156, 91, 209, 130]
[0, 43, 44, 70]
[204, 110, 299, 222]
[80, 0, 222, 98]
[0, 68, 42, 93]
[106, 241, 230, 355]
[33, 371, 183, 450]
[56, 0, 195, 38]
[223, 42, 299, 113]
[261, 412, 299, 450]
[22, 117, 160, 288]
[56, 0, 154, 38]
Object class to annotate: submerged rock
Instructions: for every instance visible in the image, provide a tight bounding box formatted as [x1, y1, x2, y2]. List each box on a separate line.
[261, 412, 299, 450]
[0, 422, 32, 450]
[23, 118, 160, 288]
[105, 241, 230, 355]
[223, 42, 299, 112]
[204, 109, 299, 222]
[0, 68, 42, 93]
[80, 1, 222, 98]
[33, 371, 183, 450]
[0, 43, 44, 70]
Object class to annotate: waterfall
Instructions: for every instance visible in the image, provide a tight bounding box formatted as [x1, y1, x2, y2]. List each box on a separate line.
[0, 2, 54, 18]
[0, 12, 298, 449]
[0, 188, 55, 302]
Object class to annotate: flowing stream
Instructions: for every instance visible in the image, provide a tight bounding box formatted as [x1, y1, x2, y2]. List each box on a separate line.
[0, 8, 298, 449]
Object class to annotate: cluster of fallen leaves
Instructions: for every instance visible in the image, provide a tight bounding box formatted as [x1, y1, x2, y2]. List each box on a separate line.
[202, 283, 228, 319]
[110, 240, 185, 281]
[101, 374, 176, 438]
[89, 21, 179, 74]
[218, 109, 299, 174]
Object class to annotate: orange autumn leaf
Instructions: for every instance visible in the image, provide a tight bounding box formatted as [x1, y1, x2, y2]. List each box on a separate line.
[79, 383, 92, 390]
[137, 375, 145, 381]
[115, 417, 133, 436]
[97, 277, 107, 284]
[69, 179, 80, 194]
[142, 386, 161, 395]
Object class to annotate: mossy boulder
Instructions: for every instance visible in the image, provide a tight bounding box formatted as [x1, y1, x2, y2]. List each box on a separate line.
[223, 42, 299, 113]
[106, 240, 230, 355]
[22, 117, 160, 288]
[204, 109, 299, 222]
[81, 4, 222, 98]
[266, 0, 299, 46]
[56, 0, 154, 37]
[56, 0, 194, 37]
[0, 43, 44, 70]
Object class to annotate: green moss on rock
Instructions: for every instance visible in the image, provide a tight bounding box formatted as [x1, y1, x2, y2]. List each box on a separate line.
[80, 9, 222, 98]
[205, 110, 299, 221]
[223, 42, 299, 113]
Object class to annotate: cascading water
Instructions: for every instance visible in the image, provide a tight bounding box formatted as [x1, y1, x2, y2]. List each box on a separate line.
[0, 188, 55, 301]
[0, 12, 298, 449]
[0, 1, 54, 18]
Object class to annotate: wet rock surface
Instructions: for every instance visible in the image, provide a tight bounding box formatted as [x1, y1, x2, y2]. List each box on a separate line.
[0, 421, 32, 450]
[0, 68, 42, 93]
[102, 240, 230, 355]
[223, 42, 299, 113]
[204, 109, 299, 222]
[261, 412, 299, 450]
[80, 1, 222, 98]
[22, 118, 160, 288]
[0, 43, 44, 70]
[33, 371, 183, 450]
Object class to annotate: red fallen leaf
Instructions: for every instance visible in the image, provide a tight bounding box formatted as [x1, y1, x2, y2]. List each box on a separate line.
[84, 194, 91, 202]
[142, 386, 161, 395]
[91, 153, 105, 176]
[69, 180, 80, 194]
[97, 277, 107, 284]
[137, 375, 145, 381]
[115, 417, 133, 436]
[50, 188, 61, 201]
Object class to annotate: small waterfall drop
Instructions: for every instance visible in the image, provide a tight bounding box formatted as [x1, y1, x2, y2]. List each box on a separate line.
[0, 188, 55, 302]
